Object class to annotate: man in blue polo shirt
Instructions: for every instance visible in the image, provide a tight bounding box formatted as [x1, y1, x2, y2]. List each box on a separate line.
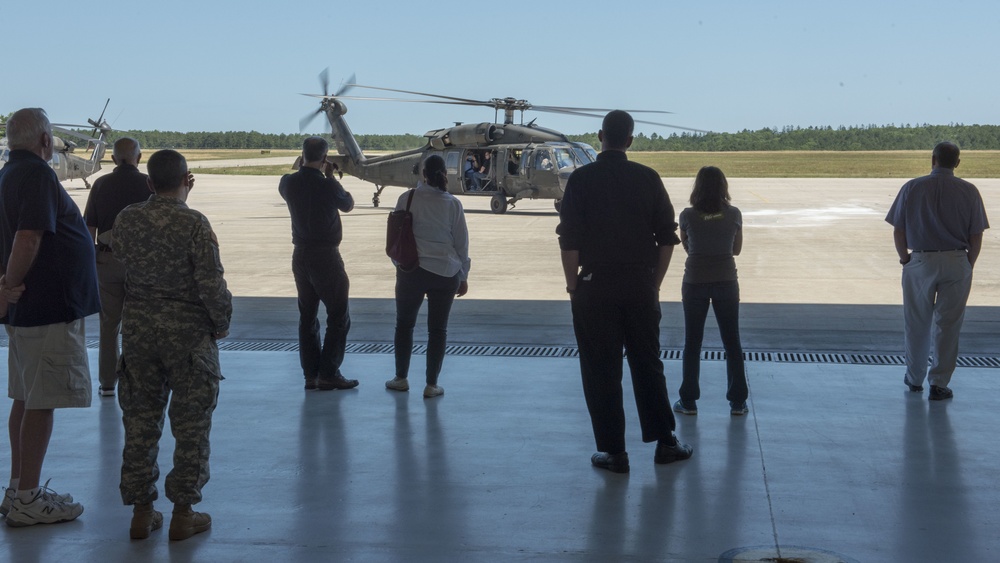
[0, 108, 100, 527]
[887, 141, 989, 401]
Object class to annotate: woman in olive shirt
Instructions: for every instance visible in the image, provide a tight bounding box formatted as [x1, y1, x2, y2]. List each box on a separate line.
[673, 166, 749, 416]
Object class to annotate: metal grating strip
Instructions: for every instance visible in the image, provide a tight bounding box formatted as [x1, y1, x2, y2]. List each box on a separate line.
[13, 340, 1000, 368]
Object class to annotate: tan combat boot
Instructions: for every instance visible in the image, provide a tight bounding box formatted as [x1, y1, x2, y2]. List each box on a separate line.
[129, 502, 163, 540]
[169, 503, 212, 541]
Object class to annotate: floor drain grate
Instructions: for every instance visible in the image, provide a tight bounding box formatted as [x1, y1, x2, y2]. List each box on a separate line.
[8, 340, 995, 368]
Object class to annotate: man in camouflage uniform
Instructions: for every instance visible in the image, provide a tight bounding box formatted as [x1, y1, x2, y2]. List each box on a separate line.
[113, 149, 232, 541]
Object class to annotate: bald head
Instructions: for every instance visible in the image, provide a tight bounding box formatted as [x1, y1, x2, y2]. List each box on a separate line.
[112, 137, 141, 166]
[932, 141, 960, 169]
[6, 108, 52, 158]
[599, 110, 634, 151]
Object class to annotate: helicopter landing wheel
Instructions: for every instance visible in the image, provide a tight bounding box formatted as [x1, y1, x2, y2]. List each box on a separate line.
[553, 199, 562, 213]
[490, 193, 509, 214]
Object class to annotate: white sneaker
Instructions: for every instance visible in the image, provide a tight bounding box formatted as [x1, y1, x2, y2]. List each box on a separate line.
[423, 384, 444, 398]
[1, 479, 72, 517]
[6, 488, 84, 527]
[99, 387, 115, 397]
[0, 487, 13, 517]
[385, 377, 409, 392]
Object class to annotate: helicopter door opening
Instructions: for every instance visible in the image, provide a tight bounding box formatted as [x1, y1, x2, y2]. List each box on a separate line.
[461, 149, 495, 194]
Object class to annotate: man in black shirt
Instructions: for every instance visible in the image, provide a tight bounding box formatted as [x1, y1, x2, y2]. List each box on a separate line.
[279, 137, 358, 390]
[557, 110, 692, 474]
[84, 137, 151, 397]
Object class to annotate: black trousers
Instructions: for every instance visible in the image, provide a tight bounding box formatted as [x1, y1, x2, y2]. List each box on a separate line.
[571, 267, 676, 454]
[292, 246, 351, 380]
[394, 267, 460, 385]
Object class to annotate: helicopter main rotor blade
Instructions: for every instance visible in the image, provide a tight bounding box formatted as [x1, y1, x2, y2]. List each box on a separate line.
[533, 107, 711, 134]
[533, 105, 674, 115]
[52, 126, 100, 143]
[302, 93, 487, 107]
[347, 83, 489, 106]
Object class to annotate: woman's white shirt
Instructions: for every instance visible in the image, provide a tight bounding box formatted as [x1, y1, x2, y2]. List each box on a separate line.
[394, 182, 471, 280]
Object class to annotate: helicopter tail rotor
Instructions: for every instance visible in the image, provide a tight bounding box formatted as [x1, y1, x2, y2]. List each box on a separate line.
[88, 98, 111, 139]
[299, 70, 356, 133]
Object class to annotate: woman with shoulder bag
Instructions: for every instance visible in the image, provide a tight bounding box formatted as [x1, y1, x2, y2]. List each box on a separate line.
[386, 155, 471, 398]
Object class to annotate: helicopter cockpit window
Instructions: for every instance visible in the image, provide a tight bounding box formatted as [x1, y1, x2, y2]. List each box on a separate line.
[571, 146, 594, 165]
[0, 148, 8, 162]
[554, 149, 575, 170]
[507, 150, 521, 175]
[445, 151, 460, 174]
[534, 150, 553, 171]
[51, 154, 60, 165]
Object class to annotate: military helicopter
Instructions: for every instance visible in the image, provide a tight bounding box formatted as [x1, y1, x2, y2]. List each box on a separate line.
[299, 73, 705, 214]
[0, 100, 113, 189]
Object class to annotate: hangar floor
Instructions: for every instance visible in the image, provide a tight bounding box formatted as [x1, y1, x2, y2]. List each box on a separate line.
[1, 319, 996, 562]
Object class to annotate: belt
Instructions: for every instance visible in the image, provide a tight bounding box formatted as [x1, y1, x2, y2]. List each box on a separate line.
[913, 249, 965, 253]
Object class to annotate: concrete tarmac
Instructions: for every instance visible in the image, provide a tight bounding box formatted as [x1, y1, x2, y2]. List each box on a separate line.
[59, 168, 1000, 355]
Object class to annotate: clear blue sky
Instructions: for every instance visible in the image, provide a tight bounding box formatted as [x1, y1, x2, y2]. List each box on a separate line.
[2, 0, 997, 137]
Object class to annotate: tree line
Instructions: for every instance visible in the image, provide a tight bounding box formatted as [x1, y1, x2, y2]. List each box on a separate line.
[5, 116, 1000, 151]
[118, 124, 1000, 152]
[568, 124, 1000, 152]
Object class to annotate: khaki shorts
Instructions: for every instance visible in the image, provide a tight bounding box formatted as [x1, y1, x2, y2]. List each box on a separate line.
[7, 319, 92, 409]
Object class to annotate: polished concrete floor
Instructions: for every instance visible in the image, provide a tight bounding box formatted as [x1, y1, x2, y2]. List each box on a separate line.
[1, 342, 997, 562]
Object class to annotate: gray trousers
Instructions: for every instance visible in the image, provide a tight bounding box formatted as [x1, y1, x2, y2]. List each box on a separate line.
[96, 251, 127, 390]
[902, 250, 973, 388]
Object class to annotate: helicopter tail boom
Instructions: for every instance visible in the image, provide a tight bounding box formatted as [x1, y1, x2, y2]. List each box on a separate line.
[322, 99, 366, 167]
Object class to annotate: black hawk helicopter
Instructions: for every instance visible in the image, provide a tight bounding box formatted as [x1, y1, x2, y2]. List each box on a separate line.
[0, 100, 113, 189]
[299, 72, 705, 214]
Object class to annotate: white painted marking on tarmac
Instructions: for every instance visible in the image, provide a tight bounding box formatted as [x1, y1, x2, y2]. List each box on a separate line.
[743, 205, 879, 227]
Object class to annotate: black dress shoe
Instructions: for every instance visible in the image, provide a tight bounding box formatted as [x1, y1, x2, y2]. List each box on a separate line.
[654, 437, 693, 464]
[591, 452, 629, 474]
[904, 375, 923, 393]
[304, 378, 318, 390]
[317, 375, 360, 390]
[929, 385, 953, 401]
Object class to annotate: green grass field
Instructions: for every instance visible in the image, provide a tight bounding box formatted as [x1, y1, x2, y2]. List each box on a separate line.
[181, 149, 300, 161]
[629, 151, 1000, 178]
[171, 149, 1000, 178]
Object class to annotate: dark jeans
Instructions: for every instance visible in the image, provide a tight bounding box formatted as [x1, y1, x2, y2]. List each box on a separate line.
[394, 267, 460, 386]
[571, 267, 676, 454]
[292, 246, 351, 380]
[680, 280, 747, 404]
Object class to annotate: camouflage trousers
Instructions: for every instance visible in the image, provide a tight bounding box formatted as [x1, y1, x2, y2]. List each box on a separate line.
[118, 334, 221, 506]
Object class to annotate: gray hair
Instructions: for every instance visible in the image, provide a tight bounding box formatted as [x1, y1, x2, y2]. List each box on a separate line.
[6, 108, 50, 150]
[113, 137, 141, 163]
